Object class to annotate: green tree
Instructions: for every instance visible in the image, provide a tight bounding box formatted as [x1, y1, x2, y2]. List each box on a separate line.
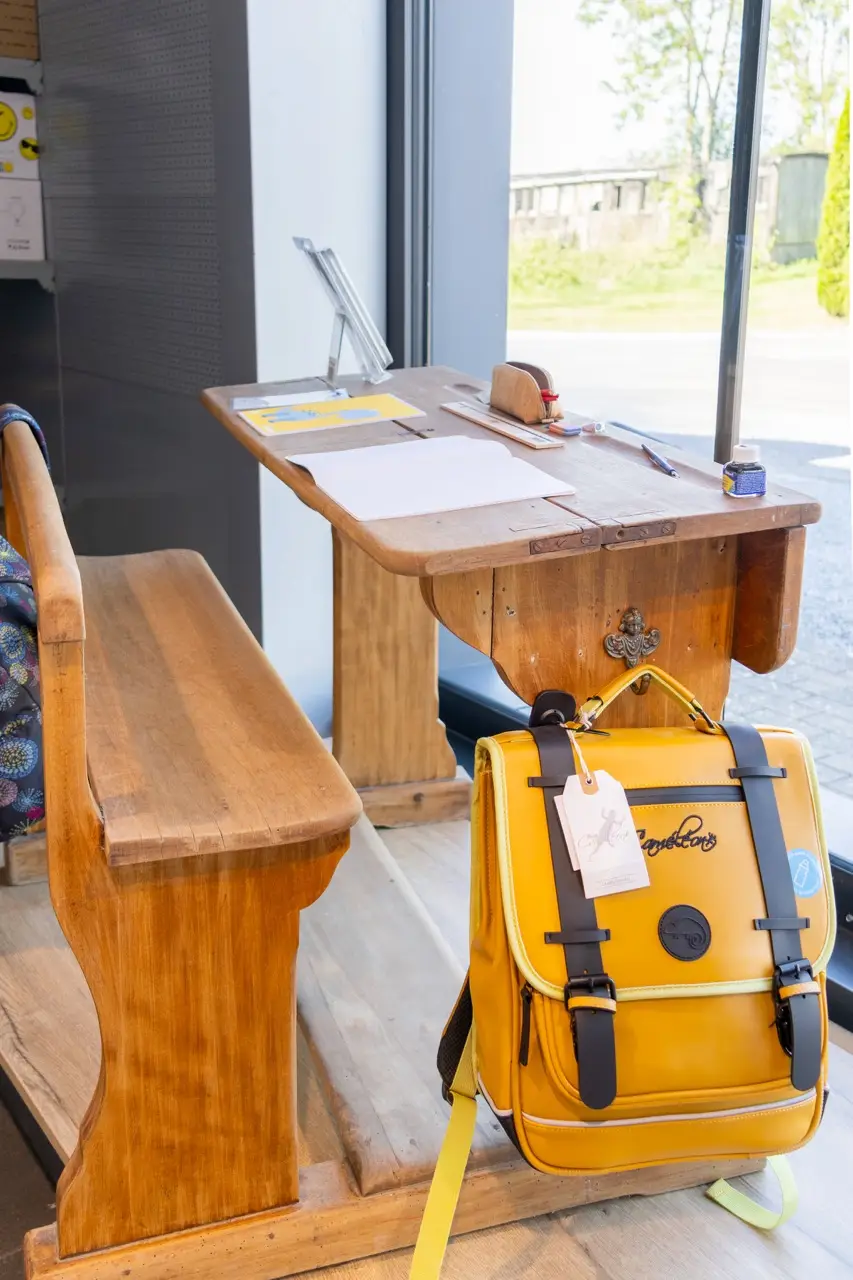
[767, 0, 848, 151]
[579, 0, 741, 181]
[816, 93, 849, 317]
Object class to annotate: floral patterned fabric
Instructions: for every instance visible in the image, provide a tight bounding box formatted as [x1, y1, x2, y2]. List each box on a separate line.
[0, 405, 47, 839]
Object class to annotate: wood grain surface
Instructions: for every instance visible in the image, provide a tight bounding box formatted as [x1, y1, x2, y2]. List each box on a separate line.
[732, 526, 807, 673]
[24, 1155, 768, 1280]
[80, 549, 361, 865]
[298, 815, 508, 1196]
[0, 418, 362, 1256]
[0, 877, 347, 1169]
[7, 816, 852, 1280]
[203, 367, 819, 577]
[332, 532, 457, 790]
[1, 832, 47, 885]
[1, 419, 84, 643]
[428, 535, 737, 721]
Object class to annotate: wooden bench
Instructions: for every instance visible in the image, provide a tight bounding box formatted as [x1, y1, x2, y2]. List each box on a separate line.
[1, 413, 766, 1280]
[0, 418, 362, 1269]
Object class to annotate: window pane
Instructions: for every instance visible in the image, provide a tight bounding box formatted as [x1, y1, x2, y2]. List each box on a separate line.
[509, 0, 742, 435]
[736, 4, 851, 860]
[507, 0, 851, 865]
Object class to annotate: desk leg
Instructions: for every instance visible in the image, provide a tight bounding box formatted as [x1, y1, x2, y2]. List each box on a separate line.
[332, 531, 470, 826]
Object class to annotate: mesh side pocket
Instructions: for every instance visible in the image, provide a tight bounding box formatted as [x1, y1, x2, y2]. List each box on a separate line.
[437, 975, 472, 1100]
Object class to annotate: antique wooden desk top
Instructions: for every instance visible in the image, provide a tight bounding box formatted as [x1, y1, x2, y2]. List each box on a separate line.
[203, 365, 820, 577]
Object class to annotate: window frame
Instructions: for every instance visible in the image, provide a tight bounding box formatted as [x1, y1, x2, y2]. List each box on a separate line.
[389, 0, 852, 1031]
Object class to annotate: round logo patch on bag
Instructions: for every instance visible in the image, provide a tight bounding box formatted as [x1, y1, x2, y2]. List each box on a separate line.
[658, 905, 712, 960]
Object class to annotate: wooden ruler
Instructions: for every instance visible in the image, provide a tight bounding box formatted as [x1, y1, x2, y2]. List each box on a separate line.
[441, 401, 563, 449]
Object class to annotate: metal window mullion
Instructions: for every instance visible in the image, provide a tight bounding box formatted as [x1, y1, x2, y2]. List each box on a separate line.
[386, 0, 433, 369]
[714, 0, 773, 463]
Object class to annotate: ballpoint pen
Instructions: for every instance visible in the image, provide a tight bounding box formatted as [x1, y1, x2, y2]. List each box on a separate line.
[641, 442, 679, 477]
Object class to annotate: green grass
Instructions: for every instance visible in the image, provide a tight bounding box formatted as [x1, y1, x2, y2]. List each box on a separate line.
[507, 238, 843, 331]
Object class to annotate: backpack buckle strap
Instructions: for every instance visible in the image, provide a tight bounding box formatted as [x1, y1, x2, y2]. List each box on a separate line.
[545, 927, 611, 945]
[729, 764, 787, 779]
[566, 993, 618, 1014]
[564, 975, 618, 1110]
[773, 958, 814, 1005]
[529, 722, 618, 1113]
[773, 959, 822, 1091]
[754, 916, 810, 931]
[722, 723, 823, 1094]
[564, 973, 617, 1008]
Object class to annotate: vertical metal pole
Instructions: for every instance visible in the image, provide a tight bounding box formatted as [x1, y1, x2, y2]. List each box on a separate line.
[386, 0, 433, 368]
[714, 0, 772, 464]
[326, 311, 346, 386]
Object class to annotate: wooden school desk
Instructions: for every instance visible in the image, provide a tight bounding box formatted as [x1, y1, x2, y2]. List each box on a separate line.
[204, 363, 818, 806]
[0, 371, 823, 1280]
[200, 366, 819, 1276]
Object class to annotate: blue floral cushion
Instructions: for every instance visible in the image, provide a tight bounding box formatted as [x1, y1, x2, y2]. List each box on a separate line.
[0, 405, 47, 839]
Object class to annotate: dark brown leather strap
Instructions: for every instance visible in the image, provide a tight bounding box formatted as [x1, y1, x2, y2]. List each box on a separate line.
[722, 723, 822, 1092]
[529, 723, 617, 1110]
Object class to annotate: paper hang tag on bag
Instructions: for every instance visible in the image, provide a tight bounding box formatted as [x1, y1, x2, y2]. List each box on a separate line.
[555, 770, 650, 899]
[554, 793, 580, 871]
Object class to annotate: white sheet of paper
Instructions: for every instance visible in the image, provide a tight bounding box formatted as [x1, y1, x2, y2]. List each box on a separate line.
[284, 436, 575, 522]
[558, 771, 650, 899]
[231, 388, 349, 411]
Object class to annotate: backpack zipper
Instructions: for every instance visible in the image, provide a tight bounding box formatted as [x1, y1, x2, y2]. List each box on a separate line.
[519, 983, 533, 1065]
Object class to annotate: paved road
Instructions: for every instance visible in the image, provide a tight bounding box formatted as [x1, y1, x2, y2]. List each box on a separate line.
[508, 329, 849, 447]
[507, 328, 853, 795]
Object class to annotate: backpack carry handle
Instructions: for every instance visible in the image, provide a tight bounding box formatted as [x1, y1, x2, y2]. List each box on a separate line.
[576, 664, 720, 732]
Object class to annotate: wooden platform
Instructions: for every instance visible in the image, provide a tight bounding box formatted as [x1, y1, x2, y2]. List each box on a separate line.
[2, 821, 852, 1278]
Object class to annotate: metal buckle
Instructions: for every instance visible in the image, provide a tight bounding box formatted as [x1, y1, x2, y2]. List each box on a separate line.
[564, 973, 617, 1010]
[564, 975, 616, 1062]
[689, 699, 719, 732]
[773, 958, 814, 1058]
[774, 958, 814, 994]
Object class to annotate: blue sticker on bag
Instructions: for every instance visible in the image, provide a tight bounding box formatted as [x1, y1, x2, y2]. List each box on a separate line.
[788, 848, 823, 898]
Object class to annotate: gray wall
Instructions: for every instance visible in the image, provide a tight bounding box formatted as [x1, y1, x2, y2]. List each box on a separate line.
[430, 0, 515, 377]
[428, 0, 516, 674]
[35, 0, 261, 630]
[247, 0, 387, 730]
[0, 280, 63, 484]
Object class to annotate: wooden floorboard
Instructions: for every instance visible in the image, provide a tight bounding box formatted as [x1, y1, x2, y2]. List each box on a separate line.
[0, 820, 851, 1277]
[0, 879, 97, 1162]
[375, 817, 853, 1280]
[298, 815, 510, 1196]
[380, 819, 471, 967]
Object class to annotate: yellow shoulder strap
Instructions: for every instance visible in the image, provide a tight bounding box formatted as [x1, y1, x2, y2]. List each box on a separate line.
[706, 1154, 798, 1230]
[409, 1027, 478, 1280]
[411, 1032, 796, 1279]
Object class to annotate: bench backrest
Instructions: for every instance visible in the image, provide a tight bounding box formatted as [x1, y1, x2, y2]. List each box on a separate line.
[0, 415, 100, 856]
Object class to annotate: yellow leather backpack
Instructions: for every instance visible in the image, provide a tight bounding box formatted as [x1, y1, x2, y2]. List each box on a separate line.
[411, 665, 835, 1279]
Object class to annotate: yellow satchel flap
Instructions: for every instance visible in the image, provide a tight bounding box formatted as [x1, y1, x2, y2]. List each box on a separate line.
[480, 674, 834, 1004]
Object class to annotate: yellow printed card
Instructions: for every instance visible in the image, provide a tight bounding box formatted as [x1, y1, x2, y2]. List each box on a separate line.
[239, 394, 425, 436]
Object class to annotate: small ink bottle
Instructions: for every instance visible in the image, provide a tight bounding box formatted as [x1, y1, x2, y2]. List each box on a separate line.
[722, 444, 766, 498]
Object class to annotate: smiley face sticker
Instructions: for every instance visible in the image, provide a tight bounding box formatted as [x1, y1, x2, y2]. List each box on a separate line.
[19, 138, 38, 161]
[0, 102, 17, 142]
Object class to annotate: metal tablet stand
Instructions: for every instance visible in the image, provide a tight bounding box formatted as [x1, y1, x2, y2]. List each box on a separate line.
[294, 237, 392, 387]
